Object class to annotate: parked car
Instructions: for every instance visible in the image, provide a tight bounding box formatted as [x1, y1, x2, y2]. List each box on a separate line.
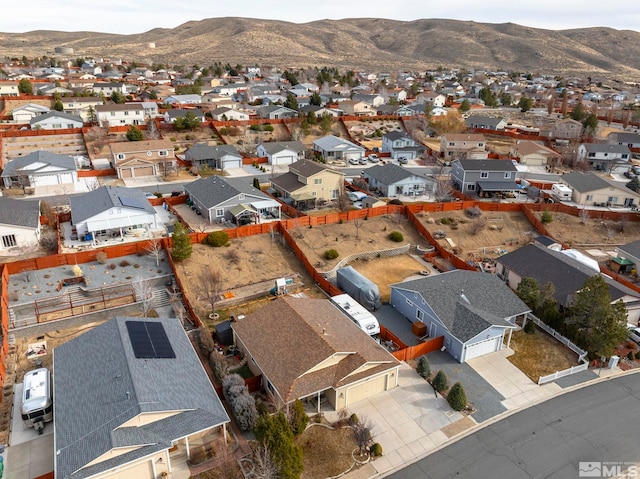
[628, 324, 640, 344]
[397, 156, 408, 164]
[624, 170, 637, 179]
[170, 190, 182, 197]
[349, 157, 360, 165]
[144, 192, 156, 199]
[368, 154, 379, 163]
[359, 157, 368, 165]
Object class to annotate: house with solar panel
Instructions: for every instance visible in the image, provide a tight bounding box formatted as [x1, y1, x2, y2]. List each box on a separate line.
[69, 186, 158, 243]
[54, 317, 230, 479]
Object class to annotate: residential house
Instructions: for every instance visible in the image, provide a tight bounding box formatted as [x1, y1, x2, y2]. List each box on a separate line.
[451, 159, 518, 195]
[12, 103, 50, 123]
[232, 296, 401, 412]
[381, 131, 424, 160]
[184, 144, 243, 171]
[91, 81, 127, 96]
[495, 243, 640, 323]
[465, 115, 507, 131]
[364, 164, 435, 198]
[440, 133, 488, 161]
[54, 317, 230, 479]
[352, 94, 385, 108]
[270, 159, 345, 209]
[510, 140, 562, 167]
[184, 176, 280, 225]
[339, 100, 375, 117]
[69, 186, 158, 241]
[577, 143, 632, 171]
[388, 88, 408, 103]
[540, 118, 582, 140]
[163, 108, 206, 124]
[162, 94, 203, 106]
[139, 101, 160, 119]
[0, 81, 19, 96]
[559, 171, 640, 207]
[210, 107, 250, 121]
[415, 92, 446, 108]
[390, 270, 529, 363]
[614, 240, 640, 274]
[30, 111, 84, 130]
[109, 139, 176, 179]
[37, 85, 74, 96]
[257, 105, 298, 120]
[0, 197, 41, 251]
[256, 141, 306, 166]
[60, 97, 104, 121]
[2, 150, 79, 189]
[96, 103, 145, 127]
[607, 131, 640, 150]
[312, 135, 365, 162]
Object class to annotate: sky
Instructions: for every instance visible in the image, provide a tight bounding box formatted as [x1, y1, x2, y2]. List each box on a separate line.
[3, 0, 639, 34]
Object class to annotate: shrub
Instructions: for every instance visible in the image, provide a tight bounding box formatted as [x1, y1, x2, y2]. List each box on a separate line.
[541, 210, 553, 224]
[416, 356, 430, 379]
[249, 124, 261, 131]
[370, 443, 383, 457]
[349, 413, 359, 425]
[388, 231, 404, 242]
[109, 263, 117, 270]
[223, 373, 258, 431]
[447, 382, 467, 411]
[96, 252, 108, 264]
[255, 412, 304, 479]
[432, 370, 448, 392]
[635, 351, 640, 360]
[465, 206, 482, 218]
[440, 217, 453, 225]
[324, 249, 339, 260]
[388, 198, 403, 205]
[119, 260, 130, 267]
[524, 320, 536, 334]
[204, 230, 230, 247]
[287, 399, 309, 436]
[628, 351, 636, 361]
[263, 124, 274, 132]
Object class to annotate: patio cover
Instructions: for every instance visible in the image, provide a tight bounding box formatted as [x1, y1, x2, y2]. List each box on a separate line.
[251, 199, 281, 209]
[229, 204, 257, 217]
[476, 181, 520, 192]
[290, 192, 315, 201]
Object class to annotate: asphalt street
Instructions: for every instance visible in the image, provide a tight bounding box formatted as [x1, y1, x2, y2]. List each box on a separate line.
[387, 372, 640, 479]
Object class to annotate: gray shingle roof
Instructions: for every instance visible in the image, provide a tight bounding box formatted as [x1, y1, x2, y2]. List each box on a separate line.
[69, 186, 155, 224]
[560, 172, 611, 192]
[30, 110, 83, 125]
[313, 135, 364, 152]
[0, 197, 40, 228]
[383, 130, 411, 141]
[184, 175, 270, 209]
[607, 131, 640, 145]
[497, 243, 639, 307]
[618, 240, 640, 261]
[3, 150, 77, 177]
[258, 141, 306, 155]
[582, 143, 631, 155]
[54, 317, 229, 479]
[392, 270, 529, 342]
[186, 143, 241, 161]
[456, 159, 517, 172]
[365, 164, 425, 184]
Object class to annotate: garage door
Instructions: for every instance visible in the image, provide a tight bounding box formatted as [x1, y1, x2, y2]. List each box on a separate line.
[120, 168, 132, 178]
[275, 155, 294, 165]
[133, 166, 154, 177]
[345, 374, 387, 406]
[464, 336, 501, 362]
[222, 158, 241, 169]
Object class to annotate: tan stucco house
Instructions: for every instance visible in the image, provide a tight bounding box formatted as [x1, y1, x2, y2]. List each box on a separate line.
[109, 139, 176, 179]
[270, 159, 345, 209]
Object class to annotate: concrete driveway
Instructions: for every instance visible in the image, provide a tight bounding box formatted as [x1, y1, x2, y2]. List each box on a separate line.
[347, 364, 469, 475]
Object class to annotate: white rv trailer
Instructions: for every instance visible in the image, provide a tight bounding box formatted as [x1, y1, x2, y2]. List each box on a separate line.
[21, 367, 53, 434]
[330, 293, 381, 336]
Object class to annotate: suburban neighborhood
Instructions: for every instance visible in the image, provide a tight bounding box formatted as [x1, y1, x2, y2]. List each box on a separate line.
[0, 33, 640, 479]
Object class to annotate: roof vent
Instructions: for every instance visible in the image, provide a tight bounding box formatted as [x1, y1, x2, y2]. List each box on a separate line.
[460, 289, 470, 304]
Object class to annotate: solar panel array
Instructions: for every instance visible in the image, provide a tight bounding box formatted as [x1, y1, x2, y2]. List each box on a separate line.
[126, 321, 176, 359]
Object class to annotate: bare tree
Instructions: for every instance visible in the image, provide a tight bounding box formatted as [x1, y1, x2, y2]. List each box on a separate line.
[147, 118, 160, 140]
[198, 266, 224, 315]
[252, 443, 279, 479]
[579, 207, 590, 224]
[470, 217, 488, 235]
[352, 416, 374, 455]
[144, 239, 164, 267]
[434, 167, 455, 202]
[133, 277, 154, 317]
[354, 217, 363, 240]
[84, 177, 100, 191]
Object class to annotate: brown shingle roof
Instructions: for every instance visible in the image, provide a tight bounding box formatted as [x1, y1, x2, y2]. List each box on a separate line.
[232, 297, 399, 403]
[109, 139, 174, 154]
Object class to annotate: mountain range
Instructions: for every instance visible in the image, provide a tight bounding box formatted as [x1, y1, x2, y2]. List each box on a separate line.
[1, 18, 639, 80]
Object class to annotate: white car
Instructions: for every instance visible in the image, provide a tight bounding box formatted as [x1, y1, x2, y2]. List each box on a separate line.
[368, 154, 379, 163]
[628, 324, 640, 344]
[348, 157, 360, 165]
[397, 156, 408, 164]
[358, 157, 368, 165]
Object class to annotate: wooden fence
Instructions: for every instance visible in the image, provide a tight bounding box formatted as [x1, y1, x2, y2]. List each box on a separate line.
[392, 336, 445, 361]
[0, 266, 9, 386]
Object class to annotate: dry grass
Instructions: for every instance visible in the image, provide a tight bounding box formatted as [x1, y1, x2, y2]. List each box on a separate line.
[298, 425, 357, 479]
[541, 212, 640, 247]
[507, 328, 579, 382]
[346, 255, 427, 301]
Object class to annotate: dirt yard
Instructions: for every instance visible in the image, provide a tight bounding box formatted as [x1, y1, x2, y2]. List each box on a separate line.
[507, 328, 579, 382]
[541, 211, 640, 247]
[346, 255, 428, 301]
[298, 425, 358, 479]
[417, 210, 536, 261]
[343, 119, 404, 151]
[290, 215, 431, 270]
[173, 235, 325, 320]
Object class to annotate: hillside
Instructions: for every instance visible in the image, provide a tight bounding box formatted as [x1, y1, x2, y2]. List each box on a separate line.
[1, 18, 639, 79]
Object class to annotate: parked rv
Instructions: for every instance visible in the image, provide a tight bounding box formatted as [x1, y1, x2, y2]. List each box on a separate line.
[330, 293, 381, 336]
[21, 367, 53, 434]
[336, 266, 381, 311]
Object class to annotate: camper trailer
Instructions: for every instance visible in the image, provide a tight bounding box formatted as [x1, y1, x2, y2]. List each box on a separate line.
[551, 184, 572, 201]
[330, 294, 381, 336]
[21, 368, 53, 434]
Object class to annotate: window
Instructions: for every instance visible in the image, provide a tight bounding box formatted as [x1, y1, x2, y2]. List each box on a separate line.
[479, 143, 484, 147]
[124, 111, 129, 116]
[480, 171, 489, 178]
[416, 309, 423, 321]
[406, 299, 413, 307]
[158, 150, 168, 157]
[608, 196, 618, 203]
[2, 234, 17, 248]
[331, 189, 338, 199]
[215, 208, 224, 217]
[110, 112, 115, 116]
[588, 152, 595, 157]
[448, 142, 455, 147]
[504, 172, 511, 179]
[312, 191, 317, 197]
[467, 184, 476, 191]
[314, 178, 323, 185]
[116, 153, 125, 160]
[586, 195, 593, 201]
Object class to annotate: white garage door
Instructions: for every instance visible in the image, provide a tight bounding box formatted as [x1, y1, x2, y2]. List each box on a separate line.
[464, 336, 501, 362]
[222, 158, 242, 169]
[274, 154, 294, 165]
[346, 374, 387, 406]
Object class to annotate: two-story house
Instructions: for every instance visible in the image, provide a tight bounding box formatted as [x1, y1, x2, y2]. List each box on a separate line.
[96, 103, 145, 127]
[312, 135, 365, 163]
[540, 118, 582, 140]
[607, 131, 640, 151]
[381, 131, 424, 160]
[440, 133, 488, 161]
[60, 97, 104, 121]
[109, 139, 176, 179]
[577, 143, 631, 171]
[338, 100, 375, 117]
[0, 81, 19, 96]
[451, 159, 518, 196]
[270, 159, 345, 209]
[91, 81, 127, 96]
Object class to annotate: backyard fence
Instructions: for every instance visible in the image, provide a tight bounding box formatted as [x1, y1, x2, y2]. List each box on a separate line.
[319, 243, 412, 278]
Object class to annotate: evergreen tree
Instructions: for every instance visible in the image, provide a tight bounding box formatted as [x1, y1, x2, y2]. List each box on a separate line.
[171, 222, 192, 261]
[459, 99, 471, 113]
[447, 382, 467, 411]
[416, 356, 430, 378]
[255, 412, 304, 479]
[126, 125, 143, 141]
[320, 113, 332, 134]
[284, 93, 298, 111]
[18, 79, 33, 94]
[53, 99, 64, 112]
[518, 97, 533, 112]
[309, 91, 322, 106]
[432, 370, 448, 392]
[626, 176, 640, 193]
[516, 277, 540, 310]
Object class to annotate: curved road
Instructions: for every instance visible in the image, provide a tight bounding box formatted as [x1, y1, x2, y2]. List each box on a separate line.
[388, 373, 640, 479]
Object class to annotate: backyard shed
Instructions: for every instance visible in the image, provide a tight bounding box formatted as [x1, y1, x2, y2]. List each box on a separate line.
[215, 320, 233, 345]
